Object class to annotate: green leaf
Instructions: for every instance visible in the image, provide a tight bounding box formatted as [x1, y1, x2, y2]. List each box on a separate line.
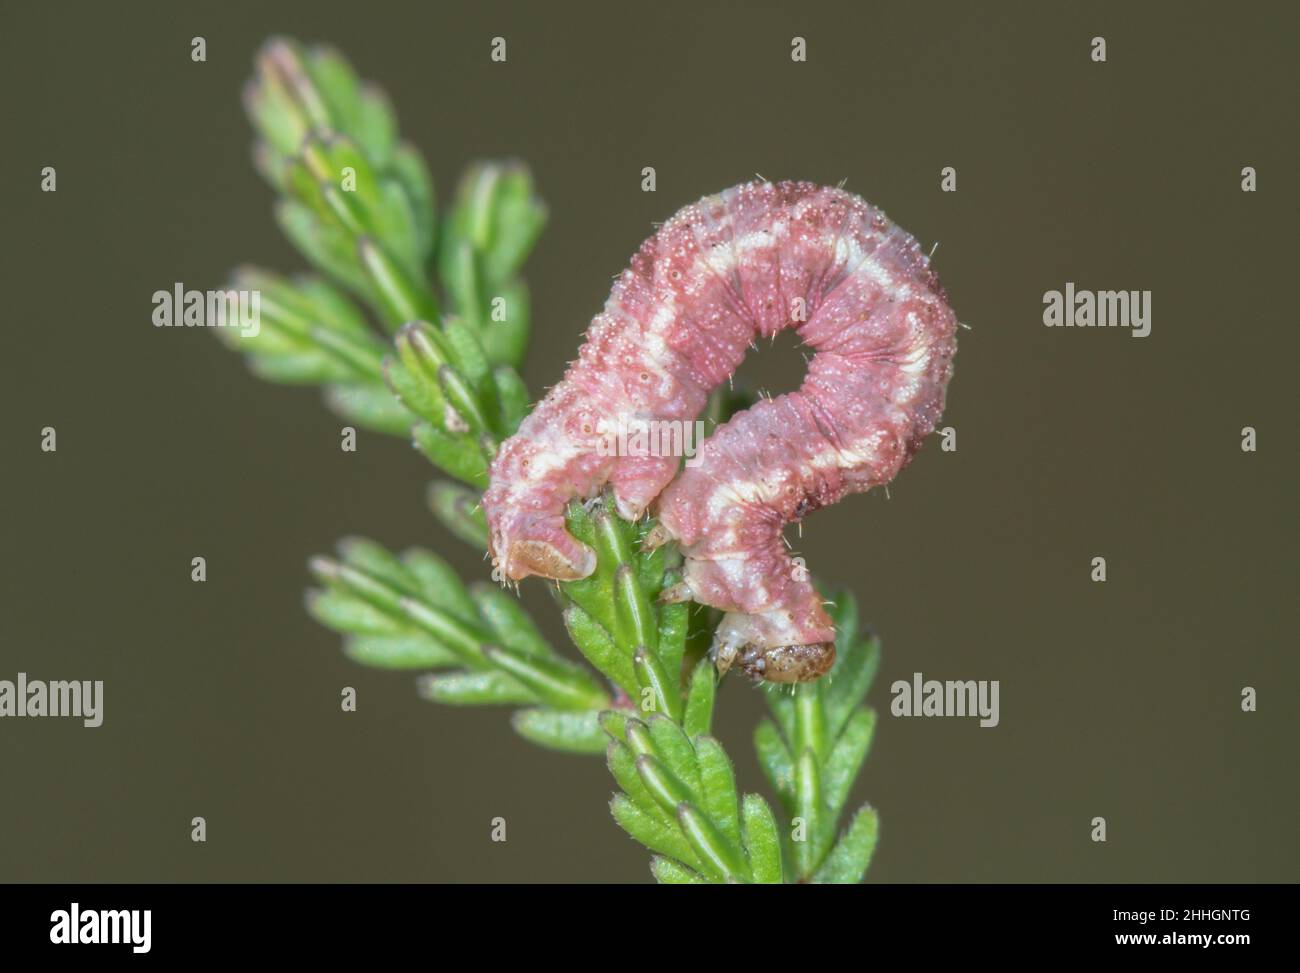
[373, 176, 422, 273]
[440, 240, 482, 330]
[650, 856, 707, 884]
[346, 83, 397, 171]
[479, 163, 547, 283]
[394, 319, 450, 379]
[598, 710, 631, 744]
[390, 144, 436, 256]
[299, 44, 366, 137]
[481, 281, 531, 370]
[613, 562, 656, 651]
[226, 266, 377, 343]
[821, 707, 876, 823]
[560, 500, 619, 634]
[248, 351, 346, 384]
[754, 717, 794, 811]
[248, 39, 327, 151]
[491, 365, 531, 436]
[607, 740, 671, 824]
[419, 670, 537, 706]
[682, 657, 716, 739]
[401, 549, 479, 622]
[412, 421, 489, 487]
[655, 600, 689, 692]
[244, 47, 310, 160]
[741, 794, 784, 884]
[383, 353, 443, 426]
[623, 718, 655, 757]
[511, 708, 606, 754]
[435, 362, 495, 445]
[610, 795, 699, 868]
[440, 161, 546, 288]
[307, 543, 505, 676]
[357, 236, 438, 328]
[563, 604, 637, 694]
[434, 162, 546, 372]
[470, 582, 554, 660]
[633, 645, 683, 723]
[813, 804, 879, 884]
[323, 382, 411, 435]
[397, 595, 488, 667]
[219, 265, 401, 424]
[677, 803, 748, 883]
[306, 588, 402, 635]
[635, 754, 694, 815]
[425, 481, 488, 549]
[440, 318, 492, 395]
[647, 714, 702, 798]
[335, 537, 411, 592]
[695, 736, 741, 848]
[482, 646, 608, 711]
[343, 634, 459, 669]
[306, 327, 389, 380]
[276, 199, 370, 295]
[824, 636, 881, 740]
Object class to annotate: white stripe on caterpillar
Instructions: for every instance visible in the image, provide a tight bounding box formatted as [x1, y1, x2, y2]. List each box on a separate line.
[482, 180, 958, 683]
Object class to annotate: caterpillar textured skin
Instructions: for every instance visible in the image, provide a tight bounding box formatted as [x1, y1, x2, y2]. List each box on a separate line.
[482, 180, 958, 683]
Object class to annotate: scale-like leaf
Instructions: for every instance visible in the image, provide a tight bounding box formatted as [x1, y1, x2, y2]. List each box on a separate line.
[813, 805, 879, 884]
[511, 709, 605, 753]
[470, 582, 554, 660]
[563, 604, 637, 694]
[483, 647, 608, 711]
[754, 717, 794, 811]
[682, 658, 716, 739]
[610, 796, 697, 867]
[695, 737, 741, 848]
[820, 707, 876, 823]
[425, 482, 488, 549]
[651, 857, 706, 884]
[742, 794, 784, 884]
[420, 670, 536, 706]
[343, 634, 459, 669]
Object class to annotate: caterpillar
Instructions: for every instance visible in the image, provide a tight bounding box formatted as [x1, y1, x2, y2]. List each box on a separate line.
[482, 180, 958, 683]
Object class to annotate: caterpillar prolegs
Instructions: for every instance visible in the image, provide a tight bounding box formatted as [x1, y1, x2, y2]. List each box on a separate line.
[482, 180, 958, 683]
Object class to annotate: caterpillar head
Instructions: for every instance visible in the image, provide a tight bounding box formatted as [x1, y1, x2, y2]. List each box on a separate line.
[487, 517, 597, 583]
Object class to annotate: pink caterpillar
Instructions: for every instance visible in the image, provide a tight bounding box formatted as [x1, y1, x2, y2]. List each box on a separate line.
[483, 180, 958, 682]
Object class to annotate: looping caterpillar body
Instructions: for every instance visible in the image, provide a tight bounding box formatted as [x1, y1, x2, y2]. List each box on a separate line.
[483, 180, 958, 682]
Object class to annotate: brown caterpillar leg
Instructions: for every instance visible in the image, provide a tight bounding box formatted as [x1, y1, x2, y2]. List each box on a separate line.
[709, 603, 838, 683]
[641, 522, 673, 552]
[713, 637, 836, 684]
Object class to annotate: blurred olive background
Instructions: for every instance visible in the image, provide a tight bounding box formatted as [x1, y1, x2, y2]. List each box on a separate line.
[1, 0, 1295, 883]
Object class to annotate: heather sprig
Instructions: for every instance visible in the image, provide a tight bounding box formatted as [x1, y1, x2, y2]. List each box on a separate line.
[219, 36, 879, 883]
